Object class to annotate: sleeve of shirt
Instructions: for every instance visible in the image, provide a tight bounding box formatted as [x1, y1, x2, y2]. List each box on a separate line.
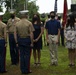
[3, 24, 7, 40]
[15, 23, 19, 33]
[3, 24, 7, 31]
[7, 20, 9, 29]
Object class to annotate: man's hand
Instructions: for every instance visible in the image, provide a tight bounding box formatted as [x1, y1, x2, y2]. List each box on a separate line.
[46, 39, 49, 44]
[5, 43, 7, 47]
[33, 38, 38, 42]
[16, 43, 18, 47]
[33, 40, 36, 42]
[30, 43, 33, 47]
[56, 40, 58, 44]
[35, 38, 38, 42]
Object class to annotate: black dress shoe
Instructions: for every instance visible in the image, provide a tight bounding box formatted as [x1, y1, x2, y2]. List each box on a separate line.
[22, 71, 32, 74]
[0, 70, 7, 73]
[68, 64, 75, 67]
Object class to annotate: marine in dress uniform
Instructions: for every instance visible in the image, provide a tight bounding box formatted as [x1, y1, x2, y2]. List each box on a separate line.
[0, 12, 7, 73]
[14, 10, 34, 74]
[7, 10, 20, 65]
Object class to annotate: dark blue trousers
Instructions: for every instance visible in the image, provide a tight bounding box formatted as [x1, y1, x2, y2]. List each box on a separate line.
[9, 34, 19, 65]
[0, 39, 6, 72]
[18, 38, 31, 73]
[60, 28, 64, 46]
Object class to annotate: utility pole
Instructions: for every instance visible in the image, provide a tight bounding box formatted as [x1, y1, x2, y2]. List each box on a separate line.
[11, 0, 13, 9]
[24, 0, 28, 10]
[26, 0, 27, 10]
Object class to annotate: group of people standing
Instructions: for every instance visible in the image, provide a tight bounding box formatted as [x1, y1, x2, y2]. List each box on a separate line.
[0, 10, 44, 74]
[45, 11, 76, 67]
[0, 9, 76, 74]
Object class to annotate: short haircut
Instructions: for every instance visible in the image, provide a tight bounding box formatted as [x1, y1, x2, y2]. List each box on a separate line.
[50, 11, 56, 15]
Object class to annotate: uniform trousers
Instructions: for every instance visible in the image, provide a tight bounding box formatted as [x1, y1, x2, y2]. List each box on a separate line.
[18, 37, 31, 73]
[48, 35, 58, 64]
[0, 39, 6, 72]
[60, 28, 64, 46]
[9, 34, 19, 64]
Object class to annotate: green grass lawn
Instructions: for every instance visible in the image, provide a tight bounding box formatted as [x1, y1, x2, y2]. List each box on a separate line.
[1, 44, 76, 75]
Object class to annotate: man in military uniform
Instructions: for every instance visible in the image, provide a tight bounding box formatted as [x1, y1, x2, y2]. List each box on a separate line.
[14, 10, 34, 74]
[7, 9, 20, 65]
[0, 12, 7, 73]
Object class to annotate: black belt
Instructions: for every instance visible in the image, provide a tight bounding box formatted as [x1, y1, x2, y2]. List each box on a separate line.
[9, 32, 14, 34]
[49, 34, 57, 35]
[20, 36, 30, 38]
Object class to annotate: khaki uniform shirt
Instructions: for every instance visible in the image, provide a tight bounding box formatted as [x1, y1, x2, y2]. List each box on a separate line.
[0, 21, 7, 39]
[15, 19, 34, 38]
[7, 17, 20, 33]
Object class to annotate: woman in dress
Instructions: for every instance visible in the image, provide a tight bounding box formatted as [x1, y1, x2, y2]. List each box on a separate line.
[73, 13, 76, 59]
[64, 14, 76, 67]
[32, 14, 44, 66]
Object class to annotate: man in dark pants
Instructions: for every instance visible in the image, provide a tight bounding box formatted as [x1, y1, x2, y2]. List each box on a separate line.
[0, 12, 7, 73]
[7, 10, 20, 65]
[60, 27, 64, 46]
[58, 15, 65, 46]
[14, 10, 34, 74]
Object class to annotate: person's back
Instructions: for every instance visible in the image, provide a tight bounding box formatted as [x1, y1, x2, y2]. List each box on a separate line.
[14, 10, 34, 74]
[0, 21, 6, 38]
[0, 12, 7, 73]
[16, 19, 32, 38]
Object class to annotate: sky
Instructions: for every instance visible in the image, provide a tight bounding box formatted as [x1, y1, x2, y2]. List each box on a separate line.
[36, 0, 71, 13]
[3, 0, 71, 13]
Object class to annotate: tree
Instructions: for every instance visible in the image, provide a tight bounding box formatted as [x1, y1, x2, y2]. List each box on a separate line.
[28, 1, 39, 18]
[0, 0, 3, 11]
[0, 7, 2, 11]
[0, 0, 10, 12]
[1, 0, 39, 21]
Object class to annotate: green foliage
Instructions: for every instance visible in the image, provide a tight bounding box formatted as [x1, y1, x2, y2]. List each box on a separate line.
[0, 0, 39, 21]
[28, 1, 39, 18]
[3, 11, 10, 23]
[0, 0, 3, 12]
[0, 5, 3, 11]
